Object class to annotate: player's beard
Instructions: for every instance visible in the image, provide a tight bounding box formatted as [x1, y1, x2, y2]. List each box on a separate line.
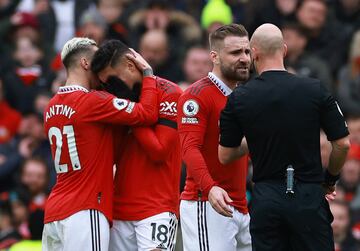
[220, 62, 249, 82]
[103, 76, 141, 102]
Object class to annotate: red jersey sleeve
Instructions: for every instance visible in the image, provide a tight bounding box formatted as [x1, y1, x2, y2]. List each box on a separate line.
[132, 90, 181, 163]
[82, 76, 158, 125]
[177, 92, 217, 196]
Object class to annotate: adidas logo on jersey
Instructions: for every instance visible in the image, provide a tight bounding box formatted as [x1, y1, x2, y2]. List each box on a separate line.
[156, 243, 167, 250]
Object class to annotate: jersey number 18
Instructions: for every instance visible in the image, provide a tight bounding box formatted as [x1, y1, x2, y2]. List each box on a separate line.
[48, 125, 81, 174]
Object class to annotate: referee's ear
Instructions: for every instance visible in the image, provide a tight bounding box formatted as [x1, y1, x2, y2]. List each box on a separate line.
[251, 47, 258, 61]
[283, 43, 288, 58]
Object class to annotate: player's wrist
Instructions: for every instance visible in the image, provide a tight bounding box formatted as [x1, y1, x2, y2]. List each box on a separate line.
[323, 169, 340, 186]
[142, 68, 154, 77]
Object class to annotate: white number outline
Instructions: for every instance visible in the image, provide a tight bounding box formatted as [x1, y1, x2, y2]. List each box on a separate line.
[48, 125, 81, 173]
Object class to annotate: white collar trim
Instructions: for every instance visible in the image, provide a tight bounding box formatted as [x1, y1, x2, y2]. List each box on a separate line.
[58, 85, 89, 94]
[208, 72, 232, 96]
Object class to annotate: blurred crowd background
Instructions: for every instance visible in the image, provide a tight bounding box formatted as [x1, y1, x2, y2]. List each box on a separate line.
[0, 0, 360, 250]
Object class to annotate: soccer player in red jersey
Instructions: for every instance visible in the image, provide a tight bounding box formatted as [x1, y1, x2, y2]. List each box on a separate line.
[177, 24, 252, 251]
[91, 40, 182, 251]
[42, 37, 158, 251]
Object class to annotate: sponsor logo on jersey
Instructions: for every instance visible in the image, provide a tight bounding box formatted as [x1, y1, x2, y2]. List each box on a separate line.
[183, 100, 199, 117]
[160, 101, 177, 116]
[182, 117, 199, 124]
[113, 98, 128, 111]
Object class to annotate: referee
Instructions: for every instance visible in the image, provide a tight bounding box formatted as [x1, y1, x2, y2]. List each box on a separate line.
[218, 23, 350, 251]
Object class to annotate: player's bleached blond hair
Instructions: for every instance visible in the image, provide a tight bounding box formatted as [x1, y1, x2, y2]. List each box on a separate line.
[61, 37, 97, 68]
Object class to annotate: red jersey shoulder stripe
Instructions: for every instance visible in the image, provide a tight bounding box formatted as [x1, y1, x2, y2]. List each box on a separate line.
[188, 77, 213, 96]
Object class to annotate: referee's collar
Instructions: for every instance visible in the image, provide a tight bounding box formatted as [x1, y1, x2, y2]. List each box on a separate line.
[208, 72, 232, 96]
[58, 85, 89, 94]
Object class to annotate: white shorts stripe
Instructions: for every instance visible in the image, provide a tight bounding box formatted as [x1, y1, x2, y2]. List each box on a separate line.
[181, 200, 252, 251]
[42, 209, 110, 251]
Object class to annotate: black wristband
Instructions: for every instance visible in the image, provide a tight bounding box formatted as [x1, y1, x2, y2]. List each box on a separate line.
[143, 68, 153, 77]
[324, 169, 340, 186]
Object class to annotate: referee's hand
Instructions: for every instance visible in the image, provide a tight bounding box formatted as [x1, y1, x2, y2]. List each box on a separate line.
[208, 186, 233, 217]
[323, 184, 337, 201]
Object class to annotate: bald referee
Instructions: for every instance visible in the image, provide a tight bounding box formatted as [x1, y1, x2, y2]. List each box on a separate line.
[218, 23, 350, 251]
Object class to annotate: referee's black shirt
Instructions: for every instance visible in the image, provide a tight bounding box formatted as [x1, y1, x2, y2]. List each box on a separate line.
[220, 70, 349, 183]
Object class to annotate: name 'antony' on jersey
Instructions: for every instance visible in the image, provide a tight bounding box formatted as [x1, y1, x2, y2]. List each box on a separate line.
[45, 104, 76, 122]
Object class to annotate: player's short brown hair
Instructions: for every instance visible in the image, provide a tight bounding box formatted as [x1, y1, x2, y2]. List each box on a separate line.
[209, 24, 248, 51]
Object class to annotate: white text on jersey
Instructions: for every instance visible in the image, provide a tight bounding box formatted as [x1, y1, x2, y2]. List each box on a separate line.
[45, 105, 76, 122]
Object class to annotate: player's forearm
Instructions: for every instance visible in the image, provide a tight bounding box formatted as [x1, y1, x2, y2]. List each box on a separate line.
[134, 76, 158, 125]
[327, 136, 350, 176]
[132, 127, 169, 162]
[182, 146, 217, 195]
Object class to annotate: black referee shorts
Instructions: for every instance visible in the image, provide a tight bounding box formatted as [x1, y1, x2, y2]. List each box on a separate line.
[250, 181, 334, 251]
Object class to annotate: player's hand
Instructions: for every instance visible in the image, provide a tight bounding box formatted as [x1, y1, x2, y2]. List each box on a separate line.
[208, 186, 233, 218]
[126, 49, 153, 76]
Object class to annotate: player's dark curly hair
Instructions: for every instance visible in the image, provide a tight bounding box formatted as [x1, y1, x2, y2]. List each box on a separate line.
[91, 40, 131, 74]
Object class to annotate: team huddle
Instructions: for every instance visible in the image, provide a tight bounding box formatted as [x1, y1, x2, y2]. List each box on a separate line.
[41, 23, 349, 251]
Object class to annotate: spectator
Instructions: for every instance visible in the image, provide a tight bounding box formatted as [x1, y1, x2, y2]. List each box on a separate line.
[0, 112, 54, 192]
[8, 211, 43, 251]
[337, 145, 360, 202]
[33, 91, 51, 116]
[0, 78, 22, 144]
[19, 158, 48, 213]
[77, 7, 107, 45]
[97, 0, 128, 42]
[128, 0, 201, 55]
[0, 0, 21, 17]
[50, 0, 95, 51]
[245, 0, 298, 35]
[331, 0, 360, 33]
[49, 68, 66, 94]
[201, 0, 233, 34]
[330, 200, 359, 251]
[348, 117, 360, 144]
[0, 12, 47, 62]
[8, 190, 30, 239]
[296, 0, 351, 75]
[179, 46, 212, 90]
[139, 29, 182, 82]
[0, 201, 22, 249]
[282, 22, 333, 91]
[2, 36, 52, 114]
[337, 30, 360, 116]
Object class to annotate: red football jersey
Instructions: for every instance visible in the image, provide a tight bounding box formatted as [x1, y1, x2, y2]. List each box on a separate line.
[43, 77, 157, 224]
[113, 77, 182, 220]
[178, 73, 248, 214]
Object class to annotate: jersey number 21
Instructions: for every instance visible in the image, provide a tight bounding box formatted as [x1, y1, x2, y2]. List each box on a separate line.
[48, 125, 81, 174]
